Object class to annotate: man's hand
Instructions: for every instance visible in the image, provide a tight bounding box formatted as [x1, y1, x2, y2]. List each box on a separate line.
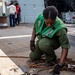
[52, 63, 63, 74]
[30, 40, 35, 52]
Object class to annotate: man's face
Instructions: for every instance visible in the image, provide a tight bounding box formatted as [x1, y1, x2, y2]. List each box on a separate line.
[44, 18, 55, 27]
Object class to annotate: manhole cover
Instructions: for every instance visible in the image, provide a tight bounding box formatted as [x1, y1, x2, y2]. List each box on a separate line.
[1, 66, 24, 75]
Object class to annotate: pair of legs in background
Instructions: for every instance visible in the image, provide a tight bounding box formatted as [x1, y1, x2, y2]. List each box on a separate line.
[9, 14, 15, 27]
[30, 38, 60, 62]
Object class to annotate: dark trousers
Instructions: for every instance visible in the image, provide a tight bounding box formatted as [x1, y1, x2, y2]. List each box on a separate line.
[9, 14, 15, 27]
[30, 38, 60, 62]
[15, 14, 20, 25]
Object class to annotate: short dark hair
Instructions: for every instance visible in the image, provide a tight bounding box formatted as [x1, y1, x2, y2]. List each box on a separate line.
[43, 6, 58, 19]
[15, 3, 19, 6]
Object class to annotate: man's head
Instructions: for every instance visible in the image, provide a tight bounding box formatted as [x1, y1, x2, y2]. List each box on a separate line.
[43, 6, 58, 27]
[15, 3, 19, 6]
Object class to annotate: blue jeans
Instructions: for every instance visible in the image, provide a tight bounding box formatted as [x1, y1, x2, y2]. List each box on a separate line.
[9, 14, 15, 27]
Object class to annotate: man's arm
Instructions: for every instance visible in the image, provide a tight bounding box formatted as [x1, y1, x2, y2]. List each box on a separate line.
[30, 29, 36, 52]
[53, 48, 68, 74]
[31, 29, 36, 41]
[60, 48, 68, 64]
[57, 28, 70, 64]
[53, 28, 70, 74]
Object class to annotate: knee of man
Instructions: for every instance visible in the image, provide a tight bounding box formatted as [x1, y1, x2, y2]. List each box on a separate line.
[29, 52, 41, 61]
[39, 38, 52, 51]
[29, 52, 36, 60]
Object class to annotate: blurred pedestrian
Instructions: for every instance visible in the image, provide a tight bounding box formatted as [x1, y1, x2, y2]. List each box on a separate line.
[8, 1, 16, 27]
[15, 3, 21, 25]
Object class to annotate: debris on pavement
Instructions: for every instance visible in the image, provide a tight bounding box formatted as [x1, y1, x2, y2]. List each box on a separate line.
[29, 68, 38, 75]
[27, 58, 75, 74]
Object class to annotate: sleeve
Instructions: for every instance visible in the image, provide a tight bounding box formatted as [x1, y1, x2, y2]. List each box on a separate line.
[56, 28, 70, 49]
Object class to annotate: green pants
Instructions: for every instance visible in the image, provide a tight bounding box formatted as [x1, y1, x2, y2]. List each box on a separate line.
[29, 38, 60, 62]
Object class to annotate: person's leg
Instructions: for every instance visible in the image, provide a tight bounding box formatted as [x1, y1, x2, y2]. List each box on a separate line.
[39, 38, 60, 62]
[17, 14, 20, 25]
[29, 40, 43, 61]
[9, 14, 12, 27]
[19, 14, 21, 22]
[15, 18, 17, 25]
[15, 14, 18, 25]
[12, 14, 15, 27]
